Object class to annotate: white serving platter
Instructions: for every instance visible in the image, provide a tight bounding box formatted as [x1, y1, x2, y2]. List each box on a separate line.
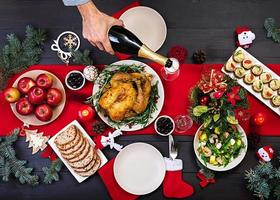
[48, 120, 108, 183]
[222, 47, 280, 116]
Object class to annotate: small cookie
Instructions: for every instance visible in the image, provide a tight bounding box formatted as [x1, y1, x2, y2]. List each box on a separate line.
[269, 79, 280, 91]
[251, 65, 263, 76]
[233, 50, 245, 63]
[252, 79, 263, 92]
[242, 59, 253, 69]
[225, 60, 237, 72]
[244, 73, 255, 84]
[234, 67, 245, 78]
[271, 95, 280, 107]
[262, 86, 274, 100]
[260, 72, 272, 84]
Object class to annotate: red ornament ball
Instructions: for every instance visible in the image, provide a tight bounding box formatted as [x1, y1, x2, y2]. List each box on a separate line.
[78, 105, 95, 121]
[199, 96, 209, 105]
[252, 112, 265, 126]
[168, 45, 188, 64]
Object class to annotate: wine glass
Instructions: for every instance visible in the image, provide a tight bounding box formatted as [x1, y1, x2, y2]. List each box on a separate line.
[174, 115, 193, 133]
[161, 58, 180, 81]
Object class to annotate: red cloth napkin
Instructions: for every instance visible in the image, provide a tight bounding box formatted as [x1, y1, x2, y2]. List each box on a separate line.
[98, 158, 139, 200]
[0, 63, 280, 137]
[112, 1, 140, 60]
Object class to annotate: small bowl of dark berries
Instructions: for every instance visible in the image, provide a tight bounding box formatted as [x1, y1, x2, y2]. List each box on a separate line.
[65, 70, 86, 90]
[154, 115, 175, 136]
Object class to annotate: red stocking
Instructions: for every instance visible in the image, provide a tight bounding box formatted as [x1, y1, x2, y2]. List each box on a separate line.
[163, 158, 194, 198]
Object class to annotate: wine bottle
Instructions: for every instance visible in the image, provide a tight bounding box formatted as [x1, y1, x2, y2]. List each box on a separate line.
[109, 26, 178, 71]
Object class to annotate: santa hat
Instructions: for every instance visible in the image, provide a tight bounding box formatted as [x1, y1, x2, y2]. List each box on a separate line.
[236, 26, 251, 34]
[262, 145, 274, 157]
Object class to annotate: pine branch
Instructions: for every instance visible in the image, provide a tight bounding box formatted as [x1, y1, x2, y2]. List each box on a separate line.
[71, 49, 94, 66]
[264, 18, 280, 43]
[42, 159, 63, 184]
[0, 25, 46, 90]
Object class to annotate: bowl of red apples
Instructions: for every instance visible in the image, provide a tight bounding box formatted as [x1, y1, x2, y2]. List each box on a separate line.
[3, 70, 66, 126]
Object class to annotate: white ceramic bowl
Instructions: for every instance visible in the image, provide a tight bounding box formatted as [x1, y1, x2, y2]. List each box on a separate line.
[65, 70, 85, 90]
[193, 124, 248, 171]
[154, 115, 175, 136]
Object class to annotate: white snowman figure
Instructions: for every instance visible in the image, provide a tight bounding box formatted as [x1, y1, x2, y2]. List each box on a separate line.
[236, 26, 256, 49]
[256, 145, 274, 162]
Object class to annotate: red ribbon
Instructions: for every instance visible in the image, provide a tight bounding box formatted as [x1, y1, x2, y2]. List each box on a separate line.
[196, 171, 216, 188]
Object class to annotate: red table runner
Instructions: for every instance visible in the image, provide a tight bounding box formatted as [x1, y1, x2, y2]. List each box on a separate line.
[0, 63, 279, 137]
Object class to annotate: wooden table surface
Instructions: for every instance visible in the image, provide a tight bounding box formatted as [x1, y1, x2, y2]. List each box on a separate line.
[0, 0, 279, 200]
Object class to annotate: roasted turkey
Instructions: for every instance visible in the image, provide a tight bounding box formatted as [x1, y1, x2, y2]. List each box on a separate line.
[99, 72, 152, 121]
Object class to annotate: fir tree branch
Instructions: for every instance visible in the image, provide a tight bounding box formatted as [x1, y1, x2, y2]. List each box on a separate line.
[42, 159, 63, 184]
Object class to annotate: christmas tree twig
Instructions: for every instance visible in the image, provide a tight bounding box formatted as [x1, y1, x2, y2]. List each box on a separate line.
[42, 159, 63, 184]
[264, 18, 280, 43]
[71, 49, 94, 66]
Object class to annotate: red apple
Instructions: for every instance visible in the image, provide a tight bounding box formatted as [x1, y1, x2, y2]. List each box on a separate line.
[28, 87, 46, 105]
[16, 98, 34, 115]
[17, 77, 36, 94]
[78, 105, 95, 121]
[36, 73, 53, 89]
[3, 87, 21, 103]
[46, 88, 62, 106]
[35, 104, 53, 121]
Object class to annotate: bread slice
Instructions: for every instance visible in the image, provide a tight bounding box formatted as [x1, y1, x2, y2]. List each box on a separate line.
[59, 132, 84, 155]
[76, 156, 101, 177]
[57, 130, 81, 151]
[55, 125, 77, 146]
[68, 140, 91, 163]
[73, 150, 98, 172]
[61, 137, 87, 160]
[68, 147, 95, 169]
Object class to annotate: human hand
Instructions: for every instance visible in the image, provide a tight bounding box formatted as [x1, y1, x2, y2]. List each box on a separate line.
[78, 1, 123, 55]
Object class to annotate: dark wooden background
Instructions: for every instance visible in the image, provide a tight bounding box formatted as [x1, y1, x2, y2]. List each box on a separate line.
[0, 0, 279, 199]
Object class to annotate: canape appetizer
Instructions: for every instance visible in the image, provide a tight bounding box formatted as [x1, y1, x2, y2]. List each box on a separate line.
[244, 73, 255, 84]
[271, 95, 280, 107]
[234, 67, 246, 78]
[260, 72, 272, 84]
[269, 79, 280, 91]
[262, 86, 274, 100]
[252, 79, 263, 92]
[233, 50, 245, 63]
[242, 59, 253, 69]
[251, 65, 263, 76]
[225, 60, 237, 72]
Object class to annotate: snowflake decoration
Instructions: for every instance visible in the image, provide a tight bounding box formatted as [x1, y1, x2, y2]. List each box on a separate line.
[63, 34, 78, 49]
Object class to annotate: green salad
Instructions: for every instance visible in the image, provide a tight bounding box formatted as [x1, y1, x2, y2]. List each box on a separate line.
[197, 125, 245, 167]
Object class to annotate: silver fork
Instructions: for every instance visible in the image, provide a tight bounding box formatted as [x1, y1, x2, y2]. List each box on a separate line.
[169, 135, 178, 160]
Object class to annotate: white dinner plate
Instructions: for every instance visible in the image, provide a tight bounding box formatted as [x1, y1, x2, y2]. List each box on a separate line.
[194, 124, 248, 171]
[120, 6, 167, 52]
[114, 143, 166, 195]
[92, 60, 165, 131]
[11, 70, 66, 126]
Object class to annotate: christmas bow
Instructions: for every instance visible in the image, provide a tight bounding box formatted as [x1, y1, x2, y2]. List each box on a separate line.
[198, 69, 227, 95]
[94, 129, 123, 151]
[196, 171, 216, 188]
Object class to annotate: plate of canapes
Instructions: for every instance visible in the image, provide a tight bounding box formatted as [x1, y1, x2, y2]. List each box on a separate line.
[222, 47, 280, 116]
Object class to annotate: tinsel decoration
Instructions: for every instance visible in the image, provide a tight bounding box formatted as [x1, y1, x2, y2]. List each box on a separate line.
[192, 50, 206, 64]
[245, 152, 280, 200]
[42, 159, 63, 184]
[93, 120, 106, 134]
[0, 128, 39, 186]
[0, 25, 46, 90]
[264, 18, 280, 43]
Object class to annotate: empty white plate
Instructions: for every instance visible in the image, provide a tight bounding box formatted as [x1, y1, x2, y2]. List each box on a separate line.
[120, 6, 167, 52]
[114, 143, 166, 195]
